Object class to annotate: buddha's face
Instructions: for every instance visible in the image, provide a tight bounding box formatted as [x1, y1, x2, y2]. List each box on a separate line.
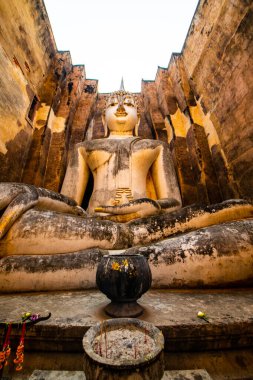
[104, 92, 139, 133]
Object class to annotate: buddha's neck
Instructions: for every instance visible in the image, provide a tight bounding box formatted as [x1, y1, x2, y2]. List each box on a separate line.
[108, 131, 133, 139]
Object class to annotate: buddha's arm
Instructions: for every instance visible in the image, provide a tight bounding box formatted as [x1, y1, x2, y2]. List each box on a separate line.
[151, 143, 182, 210]
[61, 145, 90, 205]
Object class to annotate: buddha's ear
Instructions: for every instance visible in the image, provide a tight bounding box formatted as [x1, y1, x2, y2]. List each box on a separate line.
[134, 114, 141, 136]
[102, 112, 109, 137]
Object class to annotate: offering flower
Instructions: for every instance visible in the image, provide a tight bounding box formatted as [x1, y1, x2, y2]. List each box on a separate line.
[21, 312, 31, 321]
[111, 262, 120, 271]
[197, 311, 209, 323]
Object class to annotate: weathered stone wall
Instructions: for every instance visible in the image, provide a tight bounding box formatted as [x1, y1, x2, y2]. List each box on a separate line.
[138, 0, 253, 204]
[0, 1, 98, 192]
[0, 0, 57, 182]
[142, 57, 224, 206]
[182, 0, 253, 200]
[22, 50, 98, 192]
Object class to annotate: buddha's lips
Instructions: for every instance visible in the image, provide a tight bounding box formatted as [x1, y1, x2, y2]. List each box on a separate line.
[115, 111, 128, 117]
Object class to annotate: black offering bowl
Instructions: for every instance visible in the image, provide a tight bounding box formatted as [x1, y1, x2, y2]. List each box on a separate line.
[96, 254, 152, 317]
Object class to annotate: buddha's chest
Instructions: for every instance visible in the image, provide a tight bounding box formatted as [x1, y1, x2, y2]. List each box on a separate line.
[85, 140, 158, 174]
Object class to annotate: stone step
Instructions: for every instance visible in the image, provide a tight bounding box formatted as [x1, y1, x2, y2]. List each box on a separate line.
[0, 289, 253, 353]
[29, 369, 213, 380]
[162, 369, 213, 379]
[29, 371, 85, 379]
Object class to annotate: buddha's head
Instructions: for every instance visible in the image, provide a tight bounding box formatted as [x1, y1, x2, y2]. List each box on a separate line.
[103, 90, 140, 136]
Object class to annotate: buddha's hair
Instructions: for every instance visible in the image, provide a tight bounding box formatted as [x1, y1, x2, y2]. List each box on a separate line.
[105, 90, 139, 111]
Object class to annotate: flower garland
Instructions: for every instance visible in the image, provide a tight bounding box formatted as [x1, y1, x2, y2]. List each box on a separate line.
[0, 312, 41, 373]
[13, 322, 26, 371]
[0, 323, 12, 369]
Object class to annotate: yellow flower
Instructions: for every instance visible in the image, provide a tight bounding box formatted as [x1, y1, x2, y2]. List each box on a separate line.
[122, 259, 128, 267]
[197, 311, 209, 323]
[111, 262, 120, 271]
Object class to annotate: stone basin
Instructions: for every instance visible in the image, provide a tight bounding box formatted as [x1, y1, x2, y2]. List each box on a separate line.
[83, 318, 164, 379]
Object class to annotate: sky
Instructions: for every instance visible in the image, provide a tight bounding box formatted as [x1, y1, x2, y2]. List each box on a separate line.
[44, 0, 199, 93]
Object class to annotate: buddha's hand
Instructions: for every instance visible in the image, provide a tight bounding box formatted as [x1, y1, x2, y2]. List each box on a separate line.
[94, 198, 161, 222]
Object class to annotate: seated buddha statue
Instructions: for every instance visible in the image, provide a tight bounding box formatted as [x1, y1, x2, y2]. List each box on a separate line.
[61, 89, 182, 222]
[0, 88, 252, 257]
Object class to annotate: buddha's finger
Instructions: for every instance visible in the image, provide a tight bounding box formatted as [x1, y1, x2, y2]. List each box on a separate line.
[95, 204, 140, 215]
[73, 205, 87, 216]
[95, 198, 160, 215]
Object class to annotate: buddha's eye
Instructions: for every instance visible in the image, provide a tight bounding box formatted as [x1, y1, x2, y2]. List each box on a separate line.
[110, 102, 117, 107]
[124, 101, 134, 107]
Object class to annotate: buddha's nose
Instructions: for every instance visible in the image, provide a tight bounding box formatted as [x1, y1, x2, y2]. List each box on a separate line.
[116, 101, 126, 113]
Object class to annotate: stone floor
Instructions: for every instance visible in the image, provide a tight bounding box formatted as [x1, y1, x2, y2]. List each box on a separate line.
[3, 349, 253, 380]
[0, 288, 253, 379]
[27, 368, 213, 379]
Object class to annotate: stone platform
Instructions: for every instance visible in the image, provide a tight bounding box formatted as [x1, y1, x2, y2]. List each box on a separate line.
[28, 368, 213, 379]
[0, 289, 253, 379]
[0, 288, 253, 352]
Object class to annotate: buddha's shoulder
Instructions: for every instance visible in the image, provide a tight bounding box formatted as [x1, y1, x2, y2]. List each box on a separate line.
[76, 139, 114, 152]
[135, 138, 169, 149]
